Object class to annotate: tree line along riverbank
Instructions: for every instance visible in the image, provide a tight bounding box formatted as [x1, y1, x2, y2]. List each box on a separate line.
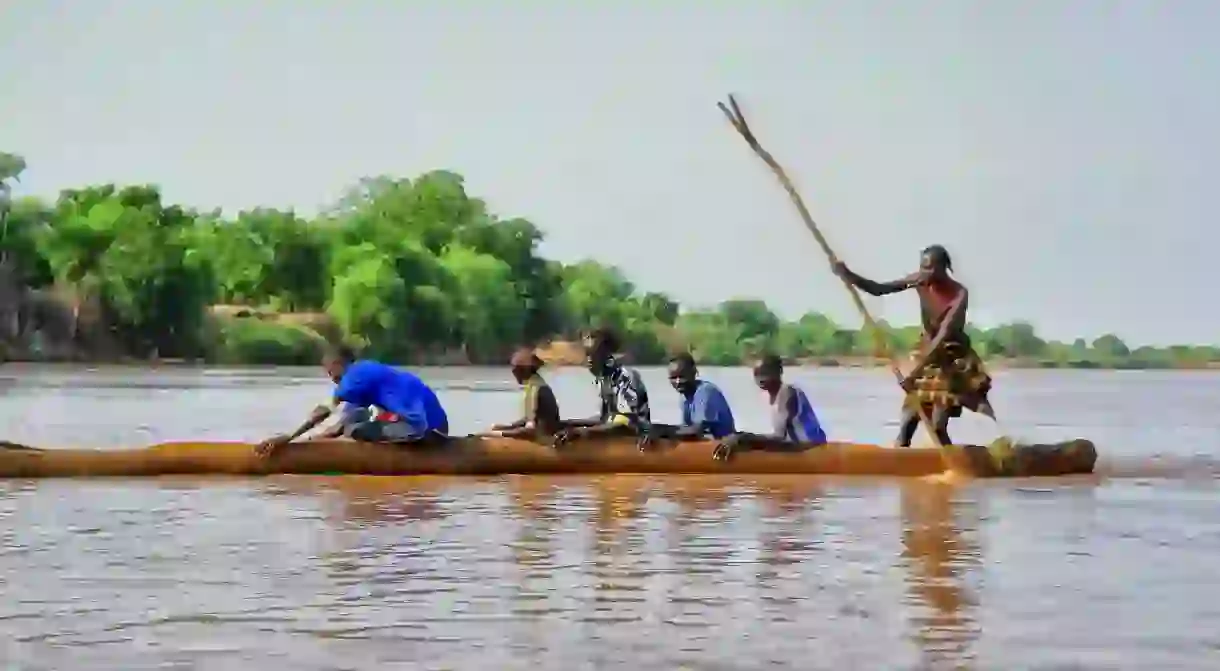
[0, 153, 1214, 370]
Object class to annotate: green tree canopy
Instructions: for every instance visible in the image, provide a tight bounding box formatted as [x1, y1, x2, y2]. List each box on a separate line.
[0, 154, 1210, 369]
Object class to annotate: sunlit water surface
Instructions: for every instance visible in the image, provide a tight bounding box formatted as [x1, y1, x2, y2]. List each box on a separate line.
[1, 365, 1218, 670]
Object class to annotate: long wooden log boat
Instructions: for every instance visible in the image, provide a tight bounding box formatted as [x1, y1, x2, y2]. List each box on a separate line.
[0, 436, 1097, 479]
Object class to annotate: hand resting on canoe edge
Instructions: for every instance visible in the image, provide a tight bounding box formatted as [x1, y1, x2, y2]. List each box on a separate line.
[550, 421, 650, 451]
[551, 328, 656, 451]
[550, 352, 739, 452]
[486, 347, 564, 441]
[637, 353, 738, 452]
[712, 433, 826, 461]
[254, 403, 329, 457]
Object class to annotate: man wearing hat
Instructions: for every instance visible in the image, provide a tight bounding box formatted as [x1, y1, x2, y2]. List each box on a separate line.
[490, 347, 562, 440]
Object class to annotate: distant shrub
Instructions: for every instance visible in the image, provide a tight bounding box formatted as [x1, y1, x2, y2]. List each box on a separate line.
[207, 316, 326, 365]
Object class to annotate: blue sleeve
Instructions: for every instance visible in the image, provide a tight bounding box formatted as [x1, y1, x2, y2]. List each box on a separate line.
[707, 386, 734, 433]
[809, 408, 828, 445]
[785, 389, 800, 424]
[689, 384, 712, 426]
[709, 386, 732, 428]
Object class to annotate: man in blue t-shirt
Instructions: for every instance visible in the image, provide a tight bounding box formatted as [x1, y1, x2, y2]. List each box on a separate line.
[255, 345, 449, 457]
[640, 352, 736, 450]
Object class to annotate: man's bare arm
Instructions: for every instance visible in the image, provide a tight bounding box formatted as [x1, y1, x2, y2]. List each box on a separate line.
[564, 417, 602, 427]
[286, 400, 340, 441]
[255, 400, 343, 456]
[497, 387, 541, 432]
[316, 423, 345, 439]
[492, 418, 527, 432]
[845, 269, 925, 297]
[565, 394, 610, 428]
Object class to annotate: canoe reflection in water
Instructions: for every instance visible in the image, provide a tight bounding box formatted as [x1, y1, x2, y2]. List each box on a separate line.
[274, 473, 983, 665]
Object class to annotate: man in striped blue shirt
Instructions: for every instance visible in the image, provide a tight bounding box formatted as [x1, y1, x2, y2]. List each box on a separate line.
[713, 354, 828, 461]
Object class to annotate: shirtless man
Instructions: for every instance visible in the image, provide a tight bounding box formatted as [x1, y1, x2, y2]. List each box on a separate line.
[834, 245, 994, 447]
[551, 328, 651, 449]
[489, 347, 562, 441]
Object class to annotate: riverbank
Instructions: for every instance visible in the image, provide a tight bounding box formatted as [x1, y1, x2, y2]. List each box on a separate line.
[3, 166, 1217, 374]
[5, 340, 1219, 372]
[530, 340, 1220, 370]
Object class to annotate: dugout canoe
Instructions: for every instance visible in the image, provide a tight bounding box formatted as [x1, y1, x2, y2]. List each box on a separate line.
[0, 436, 1097, 479]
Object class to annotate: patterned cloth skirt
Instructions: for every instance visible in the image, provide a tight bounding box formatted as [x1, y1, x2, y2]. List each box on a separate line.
[904, 338, 992, 417]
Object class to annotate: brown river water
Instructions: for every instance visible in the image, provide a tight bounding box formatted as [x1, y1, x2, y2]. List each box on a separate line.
[0, 365, 1218, 670]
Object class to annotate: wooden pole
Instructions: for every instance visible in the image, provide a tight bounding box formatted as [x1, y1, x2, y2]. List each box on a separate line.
[716, 94, 950, 455]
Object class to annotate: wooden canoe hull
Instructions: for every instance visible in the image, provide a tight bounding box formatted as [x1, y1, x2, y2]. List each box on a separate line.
[0, 436, 1098, 479]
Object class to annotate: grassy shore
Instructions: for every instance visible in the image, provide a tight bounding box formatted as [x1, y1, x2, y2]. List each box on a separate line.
[5, 306, 1217, 371]
[7, 352, 1219, 371]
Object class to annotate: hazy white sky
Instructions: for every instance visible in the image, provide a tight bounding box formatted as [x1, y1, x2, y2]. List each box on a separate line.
[3, 1, 1217, 345]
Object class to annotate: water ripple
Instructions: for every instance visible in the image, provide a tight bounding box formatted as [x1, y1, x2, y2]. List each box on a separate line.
[3, 368, 1220, 669]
